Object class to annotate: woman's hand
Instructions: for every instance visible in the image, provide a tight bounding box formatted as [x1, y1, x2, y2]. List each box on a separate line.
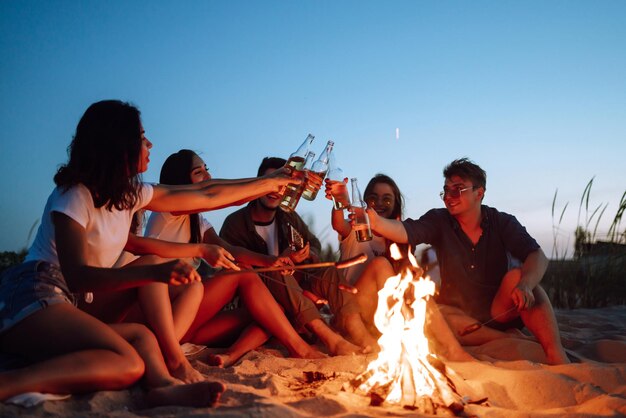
[200, 244, 240, 270]
[159, 259, 202, 285]
[324, 177, 350, 207]
[263, 166, 303, 193]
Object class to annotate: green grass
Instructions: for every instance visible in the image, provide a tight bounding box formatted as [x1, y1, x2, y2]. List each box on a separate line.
[543, 179, 625, 308]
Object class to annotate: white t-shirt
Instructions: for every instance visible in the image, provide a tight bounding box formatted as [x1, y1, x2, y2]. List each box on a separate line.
[339, 232, 387, 285]
[25, 183, 154, 268]
[254, 220, 279, 257]
[144, 211, 213, 265]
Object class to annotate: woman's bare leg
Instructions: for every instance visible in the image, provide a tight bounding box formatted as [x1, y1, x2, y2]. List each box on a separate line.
[137, 282, 204, 382]
[0, 304, 144, 400]
[187, 272, 324, 359]
[111, 323, 225, 407]
[126, 255, 204, 383]
[354, 256, 396, 330]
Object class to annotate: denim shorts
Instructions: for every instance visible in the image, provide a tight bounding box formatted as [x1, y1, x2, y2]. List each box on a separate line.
[0, 260, 76, 335]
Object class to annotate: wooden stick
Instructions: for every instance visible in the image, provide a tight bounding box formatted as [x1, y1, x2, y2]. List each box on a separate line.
[221, 253, 367, 275]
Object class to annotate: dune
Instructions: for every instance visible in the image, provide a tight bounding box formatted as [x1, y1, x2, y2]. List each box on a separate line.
[2, 305, 625, 417]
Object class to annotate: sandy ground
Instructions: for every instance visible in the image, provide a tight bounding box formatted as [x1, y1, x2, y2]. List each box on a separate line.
[2, 305, 625, 417]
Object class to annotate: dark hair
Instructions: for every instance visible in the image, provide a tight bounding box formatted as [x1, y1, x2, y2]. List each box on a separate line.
[443, 158, 487, 190]
[54, 100, 143, 210]
[160, 149, 202, 243]
[364, 173, 405, 220]
[257, 157, 286, 177]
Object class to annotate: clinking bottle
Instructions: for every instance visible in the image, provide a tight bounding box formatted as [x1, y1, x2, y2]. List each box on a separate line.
[350, 178, 373, 242]
[279, 134, 314, 211]
[301, 140, 334, 201]
[279, 150, 315, 212]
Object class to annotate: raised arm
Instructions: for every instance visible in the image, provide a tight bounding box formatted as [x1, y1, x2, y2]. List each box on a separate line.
[366, 208, 409, 243]
[147, 168, 298, 214]
[53, 213, 199, 292]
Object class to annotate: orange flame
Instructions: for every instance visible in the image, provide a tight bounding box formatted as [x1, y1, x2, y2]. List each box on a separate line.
[355, 244, 452, 406]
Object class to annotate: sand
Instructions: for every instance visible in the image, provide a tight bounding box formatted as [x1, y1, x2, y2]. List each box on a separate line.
[2, 305, 625, 417]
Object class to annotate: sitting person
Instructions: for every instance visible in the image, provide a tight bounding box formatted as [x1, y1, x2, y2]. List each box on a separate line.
[0, 100, 300, 404]
[220, 157, 378, 355]
[356, 157, 570, 365]
[140, 149, 324, 367]
[326, 173, 406, 286]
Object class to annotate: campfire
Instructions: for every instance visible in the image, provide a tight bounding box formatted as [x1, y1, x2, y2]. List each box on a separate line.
[349, 244, 470, 415]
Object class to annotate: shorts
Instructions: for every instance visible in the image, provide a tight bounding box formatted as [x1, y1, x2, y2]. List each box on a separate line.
[0, 260, 76, 335]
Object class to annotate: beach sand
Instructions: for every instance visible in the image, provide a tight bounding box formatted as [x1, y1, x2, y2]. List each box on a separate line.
[2, 305, 625, 417]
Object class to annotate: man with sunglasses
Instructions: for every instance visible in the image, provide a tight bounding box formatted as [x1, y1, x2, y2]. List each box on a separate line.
[364, 158, 569, 364]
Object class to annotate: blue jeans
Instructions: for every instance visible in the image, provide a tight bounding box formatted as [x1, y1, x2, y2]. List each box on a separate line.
[0, 261, 75, 335]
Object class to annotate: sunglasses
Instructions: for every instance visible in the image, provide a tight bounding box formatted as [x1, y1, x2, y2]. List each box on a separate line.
[439, 186, 476, 200]
[365, 196, 394, 208]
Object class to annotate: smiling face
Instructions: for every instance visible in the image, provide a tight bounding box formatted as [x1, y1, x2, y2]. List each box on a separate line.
[189, 154, 211, 184]
[365, 182, 396, 219]
[442, 175, 483, 217]
[137, 123, 152, 174]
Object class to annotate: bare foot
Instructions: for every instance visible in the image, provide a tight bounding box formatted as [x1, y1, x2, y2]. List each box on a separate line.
[298, 346, 327, 360]
[145, 381, 225, 408]
[545, 347, 571, 365]
[169, 359, 205, 383]
[330, 338, 362, 356]
[206, 353, 228, 368]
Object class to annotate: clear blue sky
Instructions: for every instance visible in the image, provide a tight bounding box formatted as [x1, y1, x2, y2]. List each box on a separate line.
[1, 1, 625, 257]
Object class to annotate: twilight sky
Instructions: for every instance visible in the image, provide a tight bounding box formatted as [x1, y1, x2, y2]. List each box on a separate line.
[1, 0, 625, 257]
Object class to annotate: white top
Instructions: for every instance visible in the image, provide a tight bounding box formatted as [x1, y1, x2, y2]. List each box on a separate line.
[254, 220, 279, 256]
[144, 211, 213, 265]
[145, 211, 213, 243]
[25, 183, 154, 268]
[339, 232, 387, 285]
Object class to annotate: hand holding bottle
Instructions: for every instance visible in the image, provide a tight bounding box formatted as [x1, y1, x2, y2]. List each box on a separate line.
[326, 154, 349, 210]
[302, 140, 334, 201]
[349, 178, 373, 242]
[324, 177, 350, 209]
[263, 166, 303, 193]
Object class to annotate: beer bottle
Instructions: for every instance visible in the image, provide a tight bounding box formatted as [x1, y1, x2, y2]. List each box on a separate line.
[302, 140, 334, 201]
[327, 153, 349, 210]
[279, 150, 315, 212]
[279, 134, 314, 211]
[350, 178, 373, 242]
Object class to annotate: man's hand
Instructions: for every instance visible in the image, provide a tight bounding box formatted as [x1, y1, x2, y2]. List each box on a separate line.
[200, 244, 240, 270]
[511, 283, 535, 311]
[324, 178, 350, 207]
[305, 171, 324, 195]
[280, 242, 311, 264]
[270, 254, 295, 275]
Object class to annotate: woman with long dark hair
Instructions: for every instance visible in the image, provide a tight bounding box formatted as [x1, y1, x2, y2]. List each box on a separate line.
[143, 149, 324, 367]
[0, 100, 301, 404]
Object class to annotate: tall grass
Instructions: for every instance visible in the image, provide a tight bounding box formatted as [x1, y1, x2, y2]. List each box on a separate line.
[544, 179, 626, 308]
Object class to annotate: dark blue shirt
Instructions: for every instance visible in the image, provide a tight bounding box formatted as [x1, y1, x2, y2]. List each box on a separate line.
[402, 205, 540, 323]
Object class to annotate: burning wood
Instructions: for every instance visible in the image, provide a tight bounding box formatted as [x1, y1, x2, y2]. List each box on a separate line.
[348, 244, 472, 415]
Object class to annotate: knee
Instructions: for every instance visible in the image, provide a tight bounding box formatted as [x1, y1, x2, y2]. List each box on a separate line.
[112, 342, 146, 388]
[239, 272, 263, 286]
[125, 323, 159, 347]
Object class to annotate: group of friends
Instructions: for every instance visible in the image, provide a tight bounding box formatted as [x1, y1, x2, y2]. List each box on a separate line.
[0, 100, 569, 408]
